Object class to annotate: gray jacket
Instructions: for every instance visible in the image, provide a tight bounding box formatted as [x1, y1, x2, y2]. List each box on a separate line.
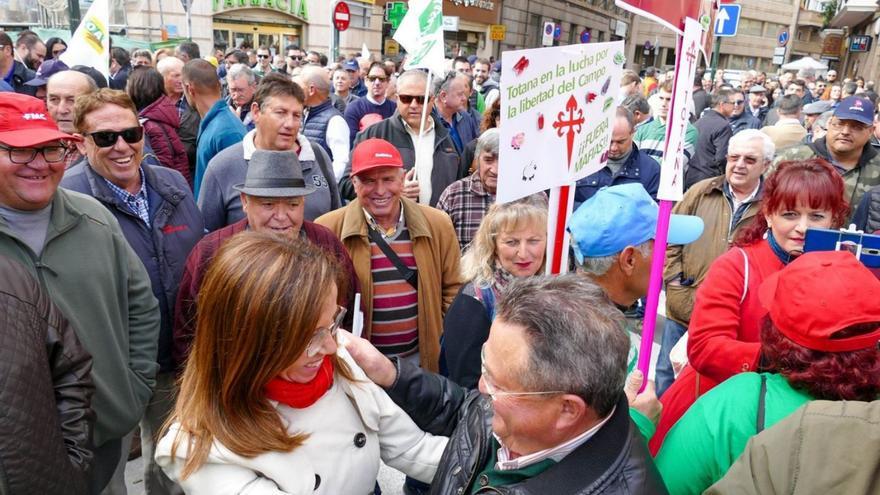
[198, 132, 341, 232]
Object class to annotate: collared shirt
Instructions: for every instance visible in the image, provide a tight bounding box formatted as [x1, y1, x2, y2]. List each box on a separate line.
[401, 117, 436, 205]
[175, 96, 188, 118]
[362, 201, 405, 239]
[495, 406, 615, 471]
[104, 168, 150, 226]
[435, 172, 495, 250]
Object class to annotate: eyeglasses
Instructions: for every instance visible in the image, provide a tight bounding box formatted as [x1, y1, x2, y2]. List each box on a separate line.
[828, 119, 871, 132]
[479, 345, 565, 401]
[0, 144, 68, 164]
[398, 94, 427, 105]
[305, 306, 347, 357]
[367, 75, 388, 83]
[85, 127, 144, 148]
[257, 54, 270, 59]
[731, 100, 745, 105]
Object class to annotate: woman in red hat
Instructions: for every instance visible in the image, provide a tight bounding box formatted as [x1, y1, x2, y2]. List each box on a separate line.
[650, 158, 850, 452]
[655, 250, 880, 494]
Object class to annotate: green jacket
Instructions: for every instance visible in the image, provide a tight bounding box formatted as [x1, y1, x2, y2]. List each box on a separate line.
[772, 137, 880, 211]
[655, 373, 811, 495]
[0, 189, 160, 446]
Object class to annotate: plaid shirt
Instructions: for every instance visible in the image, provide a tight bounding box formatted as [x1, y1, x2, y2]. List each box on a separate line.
[104, 168, 150, 226]
[436, 172, 495, 250]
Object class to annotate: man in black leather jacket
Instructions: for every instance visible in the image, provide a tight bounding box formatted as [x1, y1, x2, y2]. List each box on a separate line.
[345, 275, 667, 494]
[0, 254, 95, 494]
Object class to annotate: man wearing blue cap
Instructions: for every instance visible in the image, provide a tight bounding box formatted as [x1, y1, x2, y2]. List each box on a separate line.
[775, 95, 880, 208]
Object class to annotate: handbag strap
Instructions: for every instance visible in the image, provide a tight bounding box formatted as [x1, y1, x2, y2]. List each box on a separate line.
[756, 374, 768, 434]
[367, 228, 418, 289]
[737, 247, 750, 304]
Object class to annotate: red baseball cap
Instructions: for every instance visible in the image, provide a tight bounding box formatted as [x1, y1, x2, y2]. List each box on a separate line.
[350, 138, 403, 177]
[0, 93, 80, 147]
[759, 250, 880, 352]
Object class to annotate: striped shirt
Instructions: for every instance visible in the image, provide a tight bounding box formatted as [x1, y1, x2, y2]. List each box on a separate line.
[370, 226, 419, 358]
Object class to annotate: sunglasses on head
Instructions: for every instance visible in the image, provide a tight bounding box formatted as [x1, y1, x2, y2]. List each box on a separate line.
[398, 94, 427, 105]
[85, 127, 144, 148]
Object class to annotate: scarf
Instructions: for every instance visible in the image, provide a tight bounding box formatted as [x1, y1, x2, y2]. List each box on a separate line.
[490, 262, 516, 295]
[264, 356, 334, 409]
[767, 231, 795, 265]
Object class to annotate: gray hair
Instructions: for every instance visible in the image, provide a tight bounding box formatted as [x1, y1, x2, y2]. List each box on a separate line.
[226, 63, 256, 85]
[397, 69, 428, 89]
[777, 94, 802, 116]
[299, 65, 331, 95]
[621, 94, 650, 115]
[131, 49, 152, 60]
[156, 56, 183, 75]
[729, 129, 775, 163]
[496, 274, 630, 416]
[432, 70, 465, 97]
[577, 240, 653, 276]
[475, 128, 499, 156]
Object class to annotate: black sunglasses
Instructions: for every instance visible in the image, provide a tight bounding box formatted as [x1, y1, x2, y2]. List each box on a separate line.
[86, 127, 144, 148]
[257, 54, 270, 59]
[288, 55, 302, 60]
[398, 94, 427, 105]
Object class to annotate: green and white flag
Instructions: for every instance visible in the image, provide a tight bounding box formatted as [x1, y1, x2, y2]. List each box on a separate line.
[393, 0, 445, 75]
[59, 0, 110, 78]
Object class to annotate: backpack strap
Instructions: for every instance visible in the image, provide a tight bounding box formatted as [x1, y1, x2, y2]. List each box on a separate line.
[756, 374, 768, 433]
[737, 247, 749, 304]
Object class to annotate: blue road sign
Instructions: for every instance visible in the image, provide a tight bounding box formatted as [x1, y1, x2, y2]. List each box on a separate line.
[714, 4, 741, 37]
[778, 30, 789, 46]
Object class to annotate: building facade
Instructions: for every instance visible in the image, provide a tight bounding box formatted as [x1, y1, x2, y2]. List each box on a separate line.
[827, 0, 880, 80]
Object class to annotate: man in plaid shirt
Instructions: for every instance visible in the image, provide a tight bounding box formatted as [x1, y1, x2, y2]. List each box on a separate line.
[436, 128, 498, 250]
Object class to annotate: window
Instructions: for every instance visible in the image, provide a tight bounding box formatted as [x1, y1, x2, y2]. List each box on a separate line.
[348, 2, 372, 29]
[739, 18, 763, 37]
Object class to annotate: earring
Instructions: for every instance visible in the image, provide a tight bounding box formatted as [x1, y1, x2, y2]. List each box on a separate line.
[762, 229, 769, 240]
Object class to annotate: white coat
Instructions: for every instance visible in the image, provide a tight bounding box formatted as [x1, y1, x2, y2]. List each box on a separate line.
[155, 347, 448, 494]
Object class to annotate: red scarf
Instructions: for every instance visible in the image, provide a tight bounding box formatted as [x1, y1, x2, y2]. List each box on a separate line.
[265, 356, 334, 409]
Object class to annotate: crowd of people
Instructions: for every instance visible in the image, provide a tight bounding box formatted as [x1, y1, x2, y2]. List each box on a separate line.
[1, 28, 879, 495]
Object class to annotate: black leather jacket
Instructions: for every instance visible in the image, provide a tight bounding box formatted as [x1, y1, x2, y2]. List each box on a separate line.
[0, 255, 94, 495]
[387, 359, 668, 495]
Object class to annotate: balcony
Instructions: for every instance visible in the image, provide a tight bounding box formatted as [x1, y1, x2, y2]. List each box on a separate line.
[829, 0, 879, 29]
[799, 7, 825, 28]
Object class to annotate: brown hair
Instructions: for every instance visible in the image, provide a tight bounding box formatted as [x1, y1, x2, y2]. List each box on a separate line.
[182, 59, 220, 91]
[254, 72, 305, 109]
[480, 97, 500, 133]
[73, 88, 138, 133]
[166, 232, 352, 478]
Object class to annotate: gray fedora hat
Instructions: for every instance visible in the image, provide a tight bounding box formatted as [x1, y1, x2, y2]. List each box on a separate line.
[234, 149, 317, 197]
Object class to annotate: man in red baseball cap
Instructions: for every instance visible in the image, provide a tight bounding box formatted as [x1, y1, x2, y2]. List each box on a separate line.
[317, 138, 462, 374]
[0, 92, 161, 493]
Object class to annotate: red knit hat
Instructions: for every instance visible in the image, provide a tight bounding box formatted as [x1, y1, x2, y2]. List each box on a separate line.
[759, 250, 880, 352]
[0, 93, 80, 147]
[350, 138, 403, 177]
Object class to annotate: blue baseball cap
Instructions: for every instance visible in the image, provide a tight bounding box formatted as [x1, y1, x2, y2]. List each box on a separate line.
[833, 96, 875, 126]
[25, 59, 69, 87]
[567, 183, 704, 263]
[343, 59, 360, 72]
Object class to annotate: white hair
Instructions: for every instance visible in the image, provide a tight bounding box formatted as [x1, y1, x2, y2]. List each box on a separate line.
[729, 129, 775, 163]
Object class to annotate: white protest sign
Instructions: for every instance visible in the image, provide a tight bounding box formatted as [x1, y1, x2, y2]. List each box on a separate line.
[657, 17, 703, 201]
[497, 41, 626, 204]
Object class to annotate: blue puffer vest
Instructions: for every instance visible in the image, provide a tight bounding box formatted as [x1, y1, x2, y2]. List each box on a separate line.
[303, 99, 342, 161]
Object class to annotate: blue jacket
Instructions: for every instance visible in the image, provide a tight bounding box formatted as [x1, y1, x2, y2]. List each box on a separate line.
[435, 109, 479, 155]
[194, 99, 247, 198]
[303, 99, 343, 160]
[574, 143, 661, 210]
[62, 163, 204, 372]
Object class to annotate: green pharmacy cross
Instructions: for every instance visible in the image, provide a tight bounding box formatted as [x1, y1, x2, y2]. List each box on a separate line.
[385, 2, 408, 30]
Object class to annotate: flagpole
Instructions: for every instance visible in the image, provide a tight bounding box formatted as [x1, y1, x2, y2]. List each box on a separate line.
[412, 67, 432, 184]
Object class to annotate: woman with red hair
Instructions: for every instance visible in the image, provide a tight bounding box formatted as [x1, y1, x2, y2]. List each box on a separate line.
[650, 158, 850, 452]
[654, 250, 880, 494]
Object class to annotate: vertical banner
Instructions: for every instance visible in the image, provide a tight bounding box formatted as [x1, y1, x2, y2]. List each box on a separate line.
[657, 17, 703, 201]
[59, 0, 111, 78]
[497, 41, 625, 274]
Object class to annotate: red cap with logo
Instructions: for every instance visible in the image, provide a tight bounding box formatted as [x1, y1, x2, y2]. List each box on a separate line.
[759, 250, 880, 352]
[0, 93, 80, 147]
[350, 138, 404, 177]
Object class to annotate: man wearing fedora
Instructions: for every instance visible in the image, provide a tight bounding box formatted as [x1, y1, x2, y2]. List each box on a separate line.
[174, 148, 359, 370]
[61, 87, 203, 495]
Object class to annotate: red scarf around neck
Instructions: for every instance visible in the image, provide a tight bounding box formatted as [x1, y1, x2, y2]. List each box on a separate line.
[265, 356, 334, 409]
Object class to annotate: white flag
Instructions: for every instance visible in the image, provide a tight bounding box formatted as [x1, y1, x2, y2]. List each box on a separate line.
[360, 42, 371, 63]
[393, 0, 445, 75]
[59, 0, 111, 78]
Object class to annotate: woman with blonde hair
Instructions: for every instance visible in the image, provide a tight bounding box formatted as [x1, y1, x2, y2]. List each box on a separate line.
[156, 232, 445, 494]
[439, 194, 548, 387]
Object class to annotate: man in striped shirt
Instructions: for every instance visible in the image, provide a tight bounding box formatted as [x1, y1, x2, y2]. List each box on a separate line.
[317, 138, 462, 372]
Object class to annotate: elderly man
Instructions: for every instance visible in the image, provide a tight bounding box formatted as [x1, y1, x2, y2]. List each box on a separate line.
[0, 31, 35, 94]
[343, 70, 462, 207]
[317, 138, 461, 372]
[183, 59, 247, 197]
[175, 148, 357, 367]
[621, 94, 652, 128]
[437, 128, 498, 249]
[60, 88, 203, 495]
[0, 92, 160, 493]
[344, 274, 668, 494]
[225, 63, 257, 130]
[803, 100, 833, 142]
[760, 94, 806, 150]
[44, 69, 97, 167]
[297, 65, 350, 180]
[199, 73, 339, 231]
[634, 81, 698, 171]
[687, 88, 737, 188]
[342, 61, 396, 144]
[575, 107, 660, 209]
[158, 56, 199, 170]
[658, 129, 774, 396]
[746, 85, 769, 124]
[331, 67, 357, 114]
[776, 96, 880, 208]
[433, 71, 478, 155]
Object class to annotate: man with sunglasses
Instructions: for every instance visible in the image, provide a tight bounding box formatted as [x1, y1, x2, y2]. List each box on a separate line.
[285, 45, 305, 75]
[253, 46, 275, 78]
[686, 88, 736, 189]
[0, 92, 160, 493]
[60, 88, 203, 495]
[342, 275, 667, 494]
[342, 61, 396, 145]
[775, 95, 880, 209]
[729, 89, 762, 136]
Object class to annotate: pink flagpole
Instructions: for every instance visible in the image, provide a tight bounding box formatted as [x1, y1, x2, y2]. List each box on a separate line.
[636, 199, 672, 390]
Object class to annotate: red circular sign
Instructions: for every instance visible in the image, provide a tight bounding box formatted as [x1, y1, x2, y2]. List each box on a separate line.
[334, 2, 351, 31]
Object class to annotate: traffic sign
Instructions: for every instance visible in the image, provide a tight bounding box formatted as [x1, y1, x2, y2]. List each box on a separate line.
[580, 29, 591, 43]
[553, 24, 562, 40]
[778, 29, 789, 47]
[489, 24, 506, 41]
[542, 22, 554, 46]
[714, 4, 741, 37]
[333, 2, 350, 32]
